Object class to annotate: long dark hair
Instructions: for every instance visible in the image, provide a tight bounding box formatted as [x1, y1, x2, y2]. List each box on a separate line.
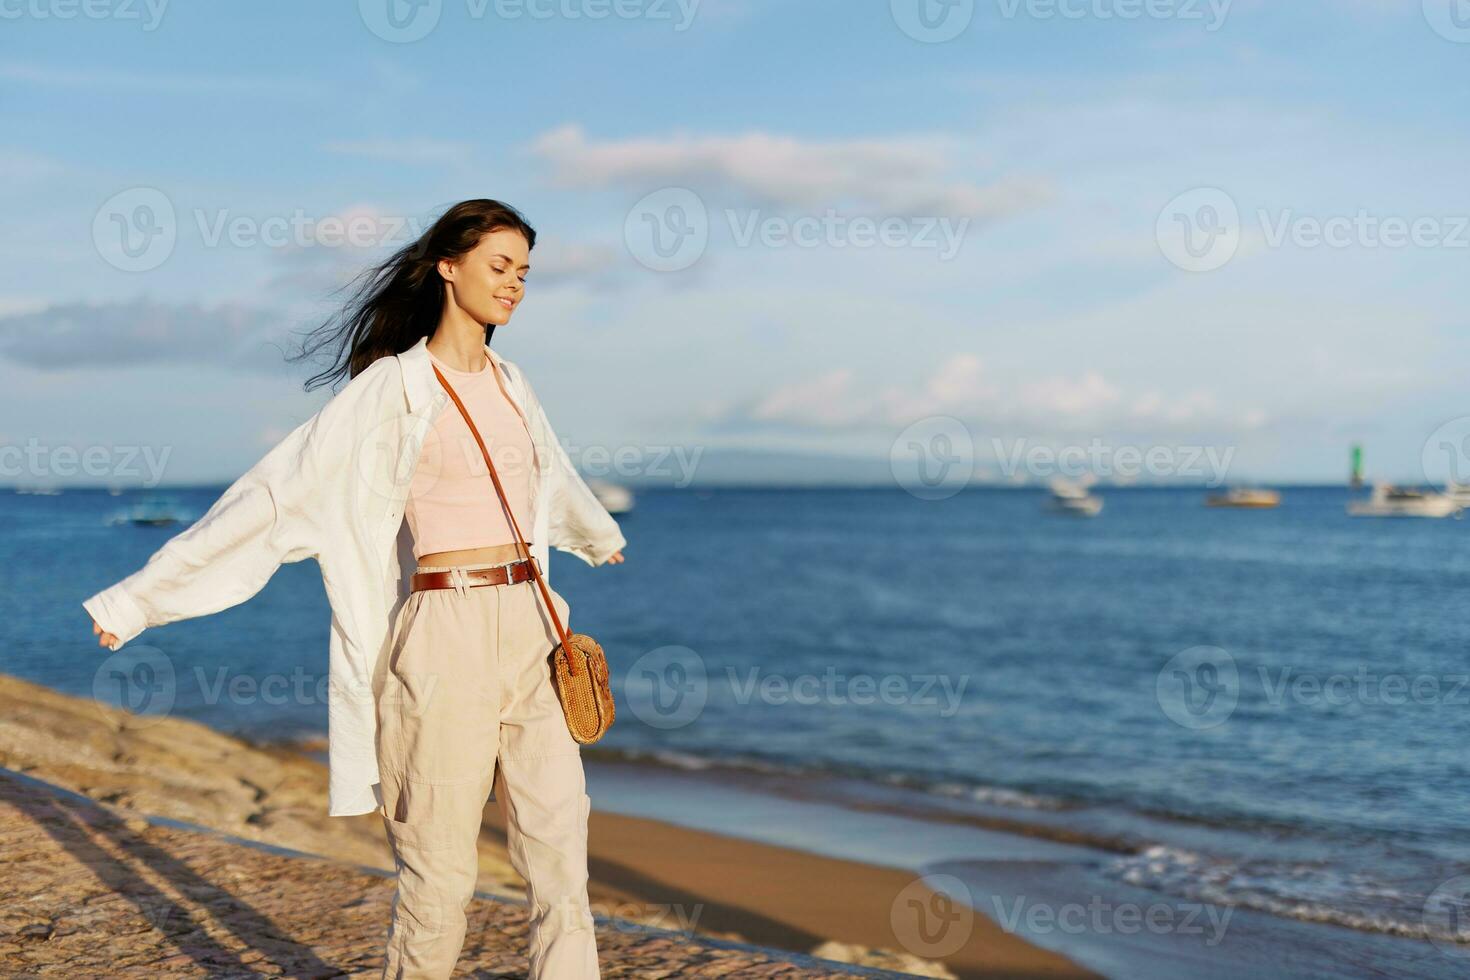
[290, 199, 536, 392]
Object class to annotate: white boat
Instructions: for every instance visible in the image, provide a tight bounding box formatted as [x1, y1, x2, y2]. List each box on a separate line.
[1046, 478, 1102, 516]
[587, 479, 634, 515]
[1347, 482, 1467, 519]
[108, 494, 188, 527]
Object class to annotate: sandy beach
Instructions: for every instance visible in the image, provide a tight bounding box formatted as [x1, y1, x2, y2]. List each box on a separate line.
[513, 789, 1096, 979]
[0, 672, 1096, 978]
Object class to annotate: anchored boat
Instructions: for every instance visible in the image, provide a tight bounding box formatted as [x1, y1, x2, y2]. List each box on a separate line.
[1346, 482, 1468, 519]
[109, 495, 187, 527]
[1206, 487, 1281, 509]
[587, 479, 635, 515]
[1045, 478, 1103, 517]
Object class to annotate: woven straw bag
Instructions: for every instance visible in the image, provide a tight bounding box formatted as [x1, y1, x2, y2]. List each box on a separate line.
[433, 362, 615, 744]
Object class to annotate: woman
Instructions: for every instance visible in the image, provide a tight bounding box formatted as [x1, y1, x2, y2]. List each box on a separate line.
[82, 199, 624, 979]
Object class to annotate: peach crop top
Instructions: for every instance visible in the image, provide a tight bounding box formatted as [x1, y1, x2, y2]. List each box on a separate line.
[404, 348, 537, 560]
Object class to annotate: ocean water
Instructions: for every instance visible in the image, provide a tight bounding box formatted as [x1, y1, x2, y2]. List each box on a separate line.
[10, 484, 1470, 973]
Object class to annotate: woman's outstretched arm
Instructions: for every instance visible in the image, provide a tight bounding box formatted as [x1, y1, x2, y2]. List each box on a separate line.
[84, 356, 396, 650]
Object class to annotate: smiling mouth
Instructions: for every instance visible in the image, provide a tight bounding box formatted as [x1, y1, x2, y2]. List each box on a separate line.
[496, 298, 515, 310]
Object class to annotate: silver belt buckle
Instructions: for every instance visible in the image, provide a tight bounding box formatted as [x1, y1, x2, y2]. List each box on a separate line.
[497, 559, 522, 585]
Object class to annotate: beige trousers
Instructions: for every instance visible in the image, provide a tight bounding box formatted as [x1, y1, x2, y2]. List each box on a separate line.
[373, 560, 601, 979]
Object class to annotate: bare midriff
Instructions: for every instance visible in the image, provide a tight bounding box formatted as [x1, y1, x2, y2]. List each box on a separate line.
[418, 541, 531, 567]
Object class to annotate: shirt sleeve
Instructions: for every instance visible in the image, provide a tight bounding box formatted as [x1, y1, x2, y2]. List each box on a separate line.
[82, 357, 391, 650]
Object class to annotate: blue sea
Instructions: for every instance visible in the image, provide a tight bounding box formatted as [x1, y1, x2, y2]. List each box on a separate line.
[8, 484, 1470, 977]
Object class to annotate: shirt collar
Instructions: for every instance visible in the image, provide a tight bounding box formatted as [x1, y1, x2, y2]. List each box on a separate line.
[397, 333, 510, 414]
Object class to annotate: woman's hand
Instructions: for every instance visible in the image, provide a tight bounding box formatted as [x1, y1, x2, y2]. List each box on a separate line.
[91, 617, 119, 649]
[604, 550, 624, 565]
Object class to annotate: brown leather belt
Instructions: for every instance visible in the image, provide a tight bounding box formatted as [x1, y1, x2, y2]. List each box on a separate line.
[411, 557, 539, 593]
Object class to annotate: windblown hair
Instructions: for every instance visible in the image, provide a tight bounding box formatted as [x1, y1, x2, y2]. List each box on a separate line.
[289, 199, 536, 392]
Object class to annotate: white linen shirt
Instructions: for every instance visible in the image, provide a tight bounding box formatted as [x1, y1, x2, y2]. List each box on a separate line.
[81, 334, 627, 817]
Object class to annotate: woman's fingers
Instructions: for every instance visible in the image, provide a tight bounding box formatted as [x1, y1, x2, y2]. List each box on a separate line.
[91, 618, 117, 647]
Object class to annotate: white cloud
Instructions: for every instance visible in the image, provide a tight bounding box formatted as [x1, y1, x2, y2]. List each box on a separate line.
[527, 123, 1051, 220]
[0, 298, 292, 372]
[706, 352, 1267, 441]
[1021, 370, 1121, 418]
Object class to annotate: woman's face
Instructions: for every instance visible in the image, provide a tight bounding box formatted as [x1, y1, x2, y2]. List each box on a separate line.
[439, 228, 530, 326]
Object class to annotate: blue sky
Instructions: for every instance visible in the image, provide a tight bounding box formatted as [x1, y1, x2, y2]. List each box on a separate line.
[2, 0, 1467, 487]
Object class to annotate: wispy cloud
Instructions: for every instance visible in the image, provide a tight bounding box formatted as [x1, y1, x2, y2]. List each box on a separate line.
[255, 202, 629, 298]
[701, 352, 1267, 438]
[528, 124, 1051, 220]
[0, 299, 297, 373]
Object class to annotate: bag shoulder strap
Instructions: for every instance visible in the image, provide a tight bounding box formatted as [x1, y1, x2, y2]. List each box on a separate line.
[432, 361, 580, 674]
